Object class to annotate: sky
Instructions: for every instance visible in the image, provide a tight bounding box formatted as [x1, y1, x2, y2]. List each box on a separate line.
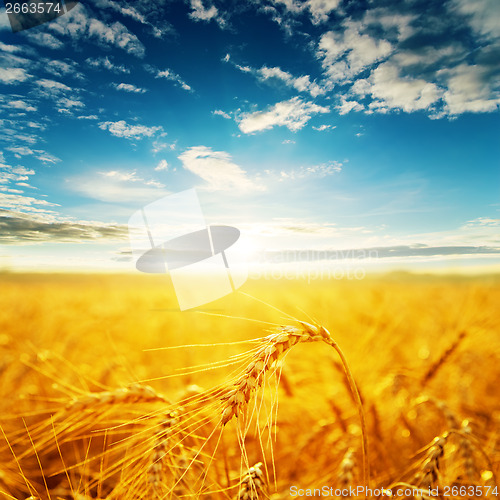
[0, 0, 499, 275]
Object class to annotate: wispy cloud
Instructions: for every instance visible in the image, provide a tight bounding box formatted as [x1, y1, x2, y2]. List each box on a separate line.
[24, 32, 64, 50]
[8, 100, 37, 112]
[86, 56, 130, 74]
[278, 161, 342, 180]
[312, 124, 335, 131]
[231, 60, 325, 97]
[99, 170, 164, 187]
[179, 146, 263, 191]
[237, 97, 329, 133]
[145, 65, 192, 91]
[213, 109, 231, 119]
[0, 193, 59, 216]
[112, 82, 148, 93]
[154, 159, 169, 171]
[92, 0, 173, 38]
[49, 4, 145, 58]
[43, 59, 84, 79]
[68, 170, 168, 203]
[98, 120, 164, 140]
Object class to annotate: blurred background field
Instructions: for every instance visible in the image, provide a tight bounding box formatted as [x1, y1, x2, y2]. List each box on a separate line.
[0, 272, 499, 498]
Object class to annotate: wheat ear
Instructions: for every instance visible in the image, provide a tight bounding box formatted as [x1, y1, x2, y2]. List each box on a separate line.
[66, 383, 169, 411]
[220, 321, 370, 494]
[235, 462, 265, 500]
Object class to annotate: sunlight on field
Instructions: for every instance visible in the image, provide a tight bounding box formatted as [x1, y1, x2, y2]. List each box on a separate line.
[0, 273, 499, 499]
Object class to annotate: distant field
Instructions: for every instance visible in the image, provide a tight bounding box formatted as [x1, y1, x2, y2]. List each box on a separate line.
[0, 273, 499, 499]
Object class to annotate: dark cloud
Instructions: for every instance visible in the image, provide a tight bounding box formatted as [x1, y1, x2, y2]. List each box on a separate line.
[0, 211, 129, 244]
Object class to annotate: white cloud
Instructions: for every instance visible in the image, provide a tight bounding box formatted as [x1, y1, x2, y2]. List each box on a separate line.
[0, 187, 24, 194]
[88, 19, 145, 57]
[24, 32, 64, 49]
[0, 68, 32, 85]
[98, 120, 163, 140]
[231, 61, 325, 97]
[100, 170, 139, 182]
[69, 171, 167, 202]
[58, 97, 85, 108]
[26, 121, 46, 130]
[238, 97, 329, 134]
[86, 56, 130, 74]
[35, 151, 61, 164]
[113, 82, 147, 93]
[0, 194, 58, 216]
[213, 109, 231, 119]
[462, 217, 500, 229]
[352, 63, 441, 113]
[9, 100, 37, 112]
[361, 9, 415, 42]
[451, 0, 500, 39]
[49, 4, 145, 58]
[189, 0, 223, 26]
[92, 0, 172, 38]
[150, 66, 192, 91]
[258, 66, 325, 97]
[152, 140, 175, 154]
[279, 161, 342, 180]
[272, 0, 341, 24]
[442, 63, 500, 114]
[179, 146, 263, 191]
[93, 0, 147, 23]
[312, 124, 335, 131]
[0, 163, 35, 185]
[336, 98, 364, 115]
[0, 42, 21, 53]
[77, 114, 99, 120]
[155, 160, 169, 171]
[36, 78, 72, 94]
[43, 59, 83, 79]
[306, 0, 342, 24]
[6, 146, 34, 156]
[317, 23, 393, 83]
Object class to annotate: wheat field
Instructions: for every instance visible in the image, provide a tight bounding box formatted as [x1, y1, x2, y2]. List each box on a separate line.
[0, 272, 499, 499]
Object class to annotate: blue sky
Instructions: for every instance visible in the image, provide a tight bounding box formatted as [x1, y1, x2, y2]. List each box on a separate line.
[0, 0, 499, 273]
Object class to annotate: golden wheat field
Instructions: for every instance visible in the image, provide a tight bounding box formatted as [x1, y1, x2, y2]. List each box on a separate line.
[0, 272, 499, 500]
